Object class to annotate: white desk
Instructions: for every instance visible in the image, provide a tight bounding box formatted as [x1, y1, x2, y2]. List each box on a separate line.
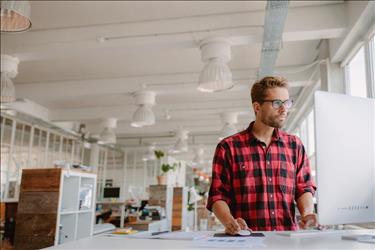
[45, 230, 374, 249]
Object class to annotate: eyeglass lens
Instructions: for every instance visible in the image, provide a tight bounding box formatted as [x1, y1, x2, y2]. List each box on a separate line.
[273, 99, 293, 109]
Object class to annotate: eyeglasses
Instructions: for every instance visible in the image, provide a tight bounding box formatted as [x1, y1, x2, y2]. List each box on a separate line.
[261, 99, 293, 109]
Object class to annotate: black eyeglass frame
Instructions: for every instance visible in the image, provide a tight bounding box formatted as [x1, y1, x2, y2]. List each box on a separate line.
[261, 99, 294, 109]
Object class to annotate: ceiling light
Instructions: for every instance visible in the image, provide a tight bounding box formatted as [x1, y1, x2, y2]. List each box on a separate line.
[98, 128, 116, 145]
[198, 58, 233, 93]
[198, 37, 233, 92]
[131, 105, 155, 127]
[142, 144, 156, 162]
[1, 1, 32, 32]
[173, 128, 189, 153]
[174, 138, 188, 153]
[219, 112, 238, 140]
[192, 147, 205, 166]
[98, 118, 117, 145]
[1, 75, 16, 103]
[131, 91, 156, 127]
[0, 55, 19, 103]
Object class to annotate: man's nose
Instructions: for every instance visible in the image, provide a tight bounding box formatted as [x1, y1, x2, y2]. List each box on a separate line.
[279, 104, 287, 112]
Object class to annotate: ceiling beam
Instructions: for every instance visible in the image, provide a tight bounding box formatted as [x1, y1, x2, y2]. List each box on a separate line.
[15, 64, 314, 101]
[49, 98, 254, 121]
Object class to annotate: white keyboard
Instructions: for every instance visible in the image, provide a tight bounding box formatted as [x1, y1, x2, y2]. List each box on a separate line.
[342, 234, 375, 244]
[277, 229, 345, 238]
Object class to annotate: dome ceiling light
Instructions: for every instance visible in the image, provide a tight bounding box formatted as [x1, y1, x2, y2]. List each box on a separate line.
[131, 91, 156, 128]
[198, 37, 233, 93]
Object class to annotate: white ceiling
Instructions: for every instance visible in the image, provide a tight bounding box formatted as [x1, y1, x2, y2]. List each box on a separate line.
[1, 1, 349, 156]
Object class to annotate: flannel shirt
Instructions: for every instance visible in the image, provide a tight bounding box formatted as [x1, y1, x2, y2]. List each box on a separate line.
[207, 122, 316, 231]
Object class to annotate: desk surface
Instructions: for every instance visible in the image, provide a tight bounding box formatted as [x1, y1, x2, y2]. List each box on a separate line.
[45, 230, 374, 249]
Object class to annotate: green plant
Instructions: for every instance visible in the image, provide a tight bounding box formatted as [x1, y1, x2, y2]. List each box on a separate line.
[154, 149, 176, 175]
[154, 150, 164, 159]
[187, 191, 194, 211]
[161, 163, 176, 174]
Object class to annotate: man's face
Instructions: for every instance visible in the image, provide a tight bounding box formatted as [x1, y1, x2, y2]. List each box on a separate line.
[254, 87, 290, 128]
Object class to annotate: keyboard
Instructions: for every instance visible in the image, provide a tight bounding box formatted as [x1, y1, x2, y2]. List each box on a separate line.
[342, 234, 375, 244]
[277, 229, 345, 238]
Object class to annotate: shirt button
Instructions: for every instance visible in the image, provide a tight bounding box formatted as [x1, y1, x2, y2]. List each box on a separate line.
[270, 194, 273, 198]
[267, 161, 270, 165]
[241, 165, 245, 169]
[269, 178, 272, 182]
[271, 211, 275, 215]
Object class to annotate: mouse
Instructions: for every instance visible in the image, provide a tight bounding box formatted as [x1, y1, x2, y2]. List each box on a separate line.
[237, 230, 251, 236]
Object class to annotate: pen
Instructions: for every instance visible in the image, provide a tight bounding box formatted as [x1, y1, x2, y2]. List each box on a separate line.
[151, 230, 170, 236]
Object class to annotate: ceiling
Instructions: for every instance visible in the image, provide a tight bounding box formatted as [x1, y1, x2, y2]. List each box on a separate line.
[1, 1, 348, 160]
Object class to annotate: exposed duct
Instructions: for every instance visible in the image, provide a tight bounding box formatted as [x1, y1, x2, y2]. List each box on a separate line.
[258, 1, 289, 78]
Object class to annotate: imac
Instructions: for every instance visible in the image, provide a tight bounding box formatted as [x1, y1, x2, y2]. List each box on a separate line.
[314, 91, 375, 226]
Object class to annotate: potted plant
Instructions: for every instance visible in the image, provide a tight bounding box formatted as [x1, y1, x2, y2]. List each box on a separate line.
[154, 150, 176, 185]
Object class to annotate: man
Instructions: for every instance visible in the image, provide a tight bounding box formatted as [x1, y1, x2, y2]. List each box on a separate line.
[207, 76, 317, 234]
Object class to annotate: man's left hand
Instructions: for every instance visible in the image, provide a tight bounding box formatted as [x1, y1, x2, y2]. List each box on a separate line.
[298, 213, 318, 229]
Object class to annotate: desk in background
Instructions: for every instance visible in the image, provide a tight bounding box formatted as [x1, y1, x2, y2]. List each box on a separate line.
[96, 201, 127, 228]
[125, 219, 169, 232]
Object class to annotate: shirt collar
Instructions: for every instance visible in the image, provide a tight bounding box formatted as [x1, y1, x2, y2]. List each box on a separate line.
[247, 121, 284, 144]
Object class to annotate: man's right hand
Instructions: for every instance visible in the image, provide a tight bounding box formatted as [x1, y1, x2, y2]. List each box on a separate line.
[223, 217, 249, 235]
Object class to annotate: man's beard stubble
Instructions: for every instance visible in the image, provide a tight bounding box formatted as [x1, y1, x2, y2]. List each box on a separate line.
[261, 114, 286, 129]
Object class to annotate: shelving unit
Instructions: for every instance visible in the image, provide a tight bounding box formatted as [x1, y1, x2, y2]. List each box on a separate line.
[14, 168, 97, 249]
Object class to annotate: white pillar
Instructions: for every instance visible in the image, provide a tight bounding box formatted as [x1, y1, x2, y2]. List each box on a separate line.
[319, 40, 346, 94]
[89, 143, 100, 172]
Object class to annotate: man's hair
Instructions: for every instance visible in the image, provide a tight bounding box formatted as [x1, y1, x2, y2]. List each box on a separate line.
[251, 76, 288, 103]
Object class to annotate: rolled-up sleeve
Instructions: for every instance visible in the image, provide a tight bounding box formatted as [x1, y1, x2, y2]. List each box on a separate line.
[206, 142, 232, 212]
[295, 137, 317, 200]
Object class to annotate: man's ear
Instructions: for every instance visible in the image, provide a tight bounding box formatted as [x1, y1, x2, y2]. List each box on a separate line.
[252, 102, 260, 115]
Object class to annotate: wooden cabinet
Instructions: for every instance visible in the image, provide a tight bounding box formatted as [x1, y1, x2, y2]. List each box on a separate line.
[148, 185, 173, 231]
[14, 168, 96, 249]
[172, 187, 188, 231]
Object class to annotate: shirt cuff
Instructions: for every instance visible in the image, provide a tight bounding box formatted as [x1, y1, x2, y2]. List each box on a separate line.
[296, 186, 316, 200]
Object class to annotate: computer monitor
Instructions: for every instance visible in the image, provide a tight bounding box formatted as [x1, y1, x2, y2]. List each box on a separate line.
[139, 200, 148, 211]
[314, 90, 375, 225]
[103, 187, 120, 199]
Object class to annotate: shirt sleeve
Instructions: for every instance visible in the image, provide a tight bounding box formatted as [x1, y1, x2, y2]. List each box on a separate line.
[295, 137, 317, 200]
[206, 142, 233, 212]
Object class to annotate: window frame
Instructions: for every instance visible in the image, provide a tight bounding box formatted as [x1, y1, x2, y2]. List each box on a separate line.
[344, 32, 375, 98]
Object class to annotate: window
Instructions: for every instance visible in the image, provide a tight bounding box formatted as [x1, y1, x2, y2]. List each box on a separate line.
[347, 46, 367, 98]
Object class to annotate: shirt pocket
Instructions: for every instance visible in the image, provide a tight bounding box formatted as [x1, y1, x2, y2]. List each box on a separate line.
[235, 162, 261, 197]
[278, 162, 296, 195]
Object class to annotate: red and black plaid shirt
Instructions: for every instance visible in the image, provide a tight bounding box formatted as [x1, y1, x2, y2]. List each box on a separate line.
[207, 122, 316, 231]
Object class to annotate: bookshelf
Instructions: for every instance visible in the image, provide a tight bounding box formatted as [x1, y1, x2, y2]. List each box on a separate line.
[14, 168, 96, 249]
